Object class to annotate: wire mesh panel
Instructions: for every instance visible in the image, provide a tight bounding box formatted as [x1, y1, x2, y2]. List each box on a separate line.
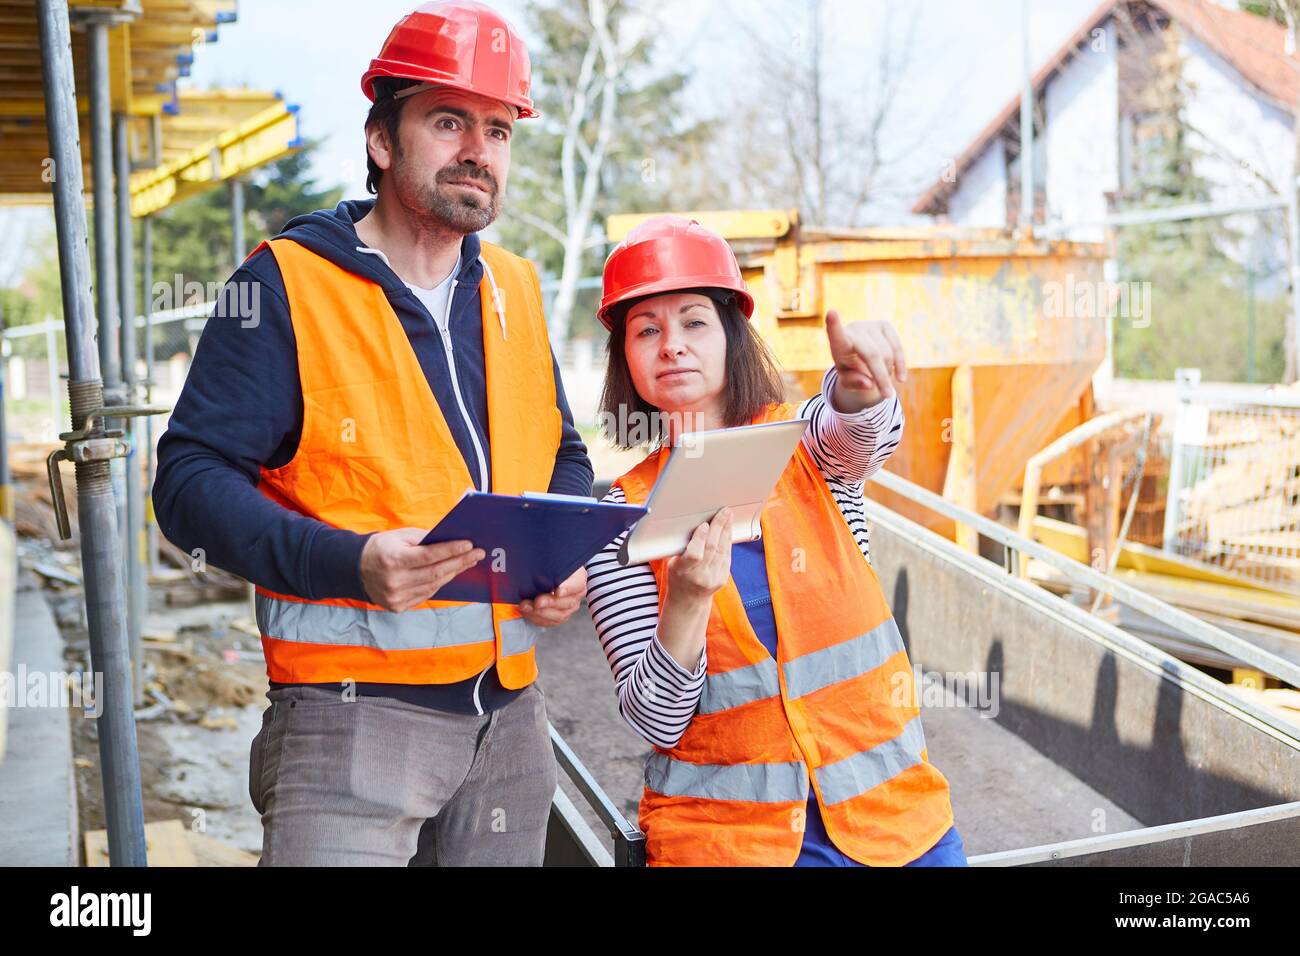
[1164, 368, 1300, 594]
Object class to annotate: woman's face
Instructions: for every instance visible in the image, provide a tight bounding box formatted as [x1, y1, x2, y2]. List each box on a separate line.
[622, 291, 728, 415]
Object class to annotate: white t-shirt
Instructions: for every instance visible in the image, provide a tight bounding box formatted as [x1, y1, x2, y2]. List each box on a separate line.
[404, 253, 461, 330]
[355, 243, 460, 330]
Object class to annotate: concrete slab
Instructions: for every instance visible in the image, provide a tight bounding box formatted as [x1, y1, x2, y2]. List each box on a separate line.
[921, 683, 1144, 855]
[0, 568, 78, 865]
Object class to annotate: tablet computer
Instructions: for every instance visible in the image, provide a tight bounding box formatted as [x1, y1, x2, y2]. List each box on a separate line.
[617, 418, 808, 566]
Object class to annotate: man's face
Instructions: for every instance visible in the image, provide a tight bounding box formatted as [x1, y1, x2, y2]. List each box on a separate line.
[370, 86, 514, 233]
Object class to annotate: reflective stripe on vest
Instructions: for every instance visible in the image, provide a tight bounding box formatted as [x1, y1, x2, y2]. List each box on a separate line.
[698, 617, 906, 714]
[645, 753, 808, 804]
[255, 593, 541, 657]
[645, 716, 927, 808]
[698, 657, 779, 714]
[815, 714, 928, 806]
[782, 618, 906, 701]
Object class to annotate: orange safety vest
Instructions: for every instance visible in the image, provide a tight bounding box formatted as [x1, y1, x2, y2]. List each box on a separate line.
[613, 401, 955, 866]
[250, 236, 562, 689]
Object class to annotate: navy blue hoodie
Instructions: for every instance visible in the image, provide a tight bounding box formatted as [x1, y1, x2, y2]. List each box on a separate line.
[153, 198, 593, 713]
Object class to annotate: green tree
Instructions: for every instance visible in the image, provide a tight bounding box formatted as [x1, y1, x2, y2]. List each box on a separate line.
[0, 248, 63, 332]
[1111, 22, 1286, 382]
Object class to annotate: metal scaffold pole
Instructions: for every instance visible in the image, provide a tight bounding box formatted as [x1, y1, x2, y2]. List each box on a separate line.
[142, 214, 160, 576]
[84, 11, 131, 633]
[230, 175, 245, 266]
[36, 0, 147, 866]
[115, 114, 146, 705]
[0, 303, 9, 525]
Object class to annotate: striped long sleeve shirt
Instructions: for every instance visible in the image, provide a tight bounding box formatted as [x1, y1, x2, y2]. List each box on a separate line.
[583, 367, 905, 750]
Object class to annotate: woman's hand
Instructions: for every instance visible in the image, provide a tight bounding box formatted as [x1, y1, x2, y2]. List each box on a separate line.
[664, 507, 734, 605]
[656, 507, 733, 673]
[825, 310, 908, 412]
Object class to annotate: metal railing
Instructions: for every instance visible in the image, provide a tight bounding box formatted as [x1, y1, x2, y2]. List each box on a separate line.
[868, 468, 1300, 688]
[545, 724, 645, 867]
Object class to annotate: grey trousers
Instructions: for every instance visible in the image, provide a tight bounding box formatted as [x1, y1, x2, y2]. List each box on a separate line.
[248, 681, 558, 866]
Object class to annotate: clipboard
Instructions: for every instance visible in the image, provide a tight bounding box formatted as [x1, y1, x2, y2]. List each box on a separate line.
[421, 490, 647, 604]
[617, 418, 808, 566]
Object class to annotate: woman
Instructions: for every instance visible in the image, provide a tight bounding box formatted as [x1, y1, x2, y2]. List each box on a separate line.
[584, 215, 966, 867]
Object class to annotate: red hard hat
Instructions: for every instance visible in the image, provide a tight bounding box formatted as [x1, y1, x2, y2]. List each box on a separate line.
[598, 215, 754, 331]
[361, 1, 539, 119]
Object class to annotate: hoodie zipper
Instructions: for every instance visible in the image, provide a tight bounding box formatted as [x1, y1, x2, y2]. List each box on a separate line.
[438, 277, 490, 492]
[443, 280, 493, 718]
[471, 666, 488, 716]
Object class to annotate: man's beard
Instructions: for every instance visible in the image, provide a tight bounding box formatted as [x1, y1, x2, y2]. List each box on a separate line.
[403, 162, 502, 234]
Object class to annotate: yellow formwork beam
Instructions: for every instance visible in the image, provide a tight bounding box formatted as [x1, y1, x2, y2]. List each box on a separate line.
[129, 99, 301, 217]
[606, 208, 796, 243]
[2, 0, 303, 216]
[0, 0, 247, 195]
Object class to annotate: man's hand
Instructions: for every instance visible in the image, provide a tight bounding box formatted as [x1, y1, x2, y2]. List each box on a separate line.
[519, 566, 587, 627]
[360, 528, 485, 612]
[825, 310, 908, 412]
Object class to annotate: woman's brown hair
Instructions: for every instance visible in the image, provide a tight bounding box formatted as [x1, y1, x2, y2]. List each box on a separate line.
[598, 293, 786, 450]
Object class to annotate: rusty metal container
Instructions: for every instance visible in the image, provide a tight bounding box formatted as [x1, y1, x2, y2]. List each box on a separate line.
[608, 210, 1110, 542]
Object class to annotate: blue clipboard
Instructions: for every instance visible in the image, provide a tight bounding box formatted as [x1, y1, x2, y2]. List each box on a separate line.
[420, 491, 647, 604]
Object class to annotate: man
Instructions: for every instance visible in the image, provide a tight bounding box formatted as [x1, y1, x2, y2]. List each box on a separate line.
[153, 0, 592, 866]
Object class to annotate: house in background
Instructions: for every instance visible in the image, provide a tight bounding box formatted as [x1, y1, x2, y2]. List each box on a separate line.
[912, 0, 1298, 243]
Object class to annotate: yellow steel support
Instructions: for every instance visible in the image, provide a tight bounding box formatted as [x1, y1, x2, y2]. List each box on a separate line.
[606, 208, 795, 243]
[128, 98, 301, 217]
[945, 365, 979, 553]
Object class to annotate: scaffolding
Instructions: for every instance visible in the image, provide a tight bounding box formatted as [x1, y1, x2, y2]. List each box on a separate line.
[6, 0, 301, 865]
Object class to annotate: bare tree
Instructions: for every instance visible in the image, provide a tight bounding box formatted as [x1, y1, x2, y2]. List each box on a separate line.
[720, 0, 932, 227]
[500, 0, 716, 343]
[545, 0, 622, 344]
[504, 0, 628, 344]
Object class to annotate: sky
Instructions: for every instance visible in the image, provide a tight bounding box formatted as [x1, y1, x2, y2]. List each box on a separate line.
[4, 0, 1107, 282]
[180, 0, 1104, 202]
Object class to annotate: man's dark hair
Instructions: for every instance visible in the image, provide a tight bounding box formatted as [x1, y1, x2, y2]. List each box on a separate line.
[598, 295, 786, 450]
[364, 78, 418, 194]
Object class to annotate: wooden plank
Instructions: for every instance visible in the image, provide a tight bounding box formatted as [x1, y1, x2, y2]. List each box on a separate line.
[84, 819, 197, 867]
[971, 361, 1097, 517]
[185, 830, 258, 867]
[1033, 514, 1286, 591]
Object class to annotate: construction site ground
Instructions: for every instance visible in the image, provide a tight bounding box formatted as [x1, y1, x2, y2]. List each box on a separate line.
[8, 552, 1152, 865]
